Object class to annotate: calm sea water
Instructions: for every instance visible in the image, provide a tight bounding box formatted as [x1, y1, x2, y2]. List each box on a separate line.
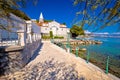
[79, 37, 120, 60]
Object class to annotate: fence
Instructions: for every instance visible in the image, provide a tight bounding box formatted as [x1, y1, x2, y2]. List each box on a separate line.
[51, 40, 120, 78]
[0, 13, 41, 47]
[0, 30, 18, 47]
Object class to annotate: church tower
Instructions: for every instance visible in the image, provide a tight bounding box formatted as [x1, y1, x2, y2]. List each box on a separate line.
[39, 12, 44, 23]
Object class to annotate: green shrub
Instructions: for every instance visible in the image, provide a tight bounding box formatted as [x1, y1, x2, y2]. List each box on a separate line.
[49, 31, 53, 39]
[70, 25, 85, 38]
[54, 36, 64, 39]
[42, 35, 50, 39]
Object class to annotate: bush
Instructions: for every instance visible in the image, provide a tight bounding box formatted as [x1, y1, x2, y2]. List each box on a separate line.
[54, 36, 64, 39]
[42, 35, 50, 39]
[49, 31, 53, 39]
[70, 25, 85, 38]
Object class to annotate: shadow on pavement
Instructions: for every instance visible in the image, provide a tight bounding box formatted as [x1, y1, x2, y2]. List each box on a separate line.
[28, 43, 43, 63]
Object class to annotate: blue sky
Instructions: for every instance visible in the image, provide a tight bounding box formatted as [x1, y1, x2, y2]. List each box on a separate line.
[20, 0, 76, 27]
[20, 0, 120, 33]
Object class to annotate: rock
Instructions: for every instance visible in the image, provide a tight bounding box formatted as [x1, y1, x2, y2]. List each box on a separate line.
[80, 48, 86, 51]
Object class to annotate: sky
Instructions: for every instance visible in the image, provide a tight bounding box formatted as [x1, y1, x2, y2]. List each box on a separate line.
[20, 0, 76, 27]
[20, 0, 120, 33]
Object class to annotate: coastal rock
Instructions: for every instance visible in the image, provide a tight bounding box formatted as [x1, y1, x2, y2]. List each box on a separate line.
[61, 40, 102, 45]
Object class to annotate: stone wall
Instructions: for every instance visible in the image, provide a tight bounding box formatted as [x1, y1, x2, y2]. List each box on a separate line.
[22, 40, 41, 65]
[0, 40, 41, 75]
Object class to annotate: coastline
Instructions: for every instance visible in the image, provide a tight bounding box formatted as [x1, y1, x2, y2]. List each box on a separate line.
[53, 37, 120, 78]
[0, 41, 117, 80]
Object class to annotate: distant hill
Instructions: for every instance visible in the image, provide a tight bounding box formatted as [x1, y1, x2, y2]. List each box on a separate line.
[8, 8, 30, 20]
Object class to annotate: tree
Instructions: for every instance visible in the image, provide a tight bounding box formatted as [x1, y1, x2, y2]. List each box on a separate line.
[73, 0, 120, 31]
[70, 25, 84, 38]
[9, 9, 30, 20]
[44, 20, 53, 22]
[0, 0, 38, 30]
[62, 23, 66, 25]
[49, 31, 53, 39]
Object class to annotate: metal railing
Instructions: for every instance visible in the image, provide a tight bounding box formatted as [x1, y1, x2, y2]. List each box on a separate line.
[51, 39, 120, 78]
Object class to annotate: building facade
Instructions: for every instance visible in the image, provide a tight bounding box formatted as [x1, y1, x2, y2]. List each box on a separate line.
[37, 13, 69, 37]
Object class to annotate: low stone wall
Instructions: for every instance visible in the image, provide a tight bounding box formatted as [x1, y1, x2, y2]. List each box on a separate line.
[0, 40, 41, 75]
[22, 40, 41, 65]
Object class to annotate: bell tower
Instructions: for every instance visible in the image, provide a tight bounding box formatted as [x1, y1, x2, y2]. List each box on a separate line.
[39, 12, 44, 23]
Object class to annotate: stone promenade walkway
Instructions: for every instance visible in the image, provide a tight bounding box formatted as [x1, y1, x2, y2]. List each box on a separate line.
[1, 41, 119, 80]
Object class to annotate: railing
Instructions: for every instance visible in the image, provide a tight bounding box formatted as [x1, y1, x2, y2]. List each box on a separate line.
[0, 14, 41, 47]
[51, 40, 120, 78]
[0, 30, 18, 47]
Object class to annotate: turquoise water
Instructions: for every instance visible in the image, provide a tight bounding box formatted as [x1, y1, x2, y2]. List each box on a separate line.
[79, 37, 120, 60]
[78, 37, 120, 77]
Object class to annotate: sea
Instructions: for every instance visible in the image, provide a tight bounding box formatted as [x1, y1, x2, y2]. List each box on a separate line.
[77, 34, 120, 74]
[78, 34, 120, 60]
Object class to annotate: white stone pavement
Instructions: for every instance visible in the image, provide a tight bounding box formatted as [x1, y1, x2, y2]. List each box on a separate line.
[27, 41, 118, 80]
[2, 41, 119, 80]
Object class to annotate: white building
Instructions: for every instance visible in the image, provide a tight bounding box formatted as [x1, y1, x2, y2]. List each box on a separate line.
[37, 13, 69, 37]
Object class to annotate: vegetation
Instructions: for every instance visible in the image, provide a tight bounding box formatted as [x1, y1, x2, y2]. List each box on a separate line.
[0, 0, 37, 30]
[42, 35, 51, 40]
[49, 31, 53, 39]
[62, 23, 66, 25]
[42, 35, 64, 40]
[73, 0, 120, 31]
[42, 31, 64, 39]
[54, 36, 64, 39]
[36, 20, 39, 23]
[44, 20, 53, 22]
[70, 25, 84, 38]
[9, 8, 30, 20]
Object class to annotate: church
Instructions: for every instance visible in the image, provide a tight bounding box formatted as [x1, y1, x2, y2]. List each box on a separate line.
[37, 13, 69, 37]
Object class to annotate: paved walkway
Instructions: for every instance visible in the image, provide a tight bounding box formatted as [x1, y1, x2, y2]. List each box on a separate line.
[2, 41, 119, 80]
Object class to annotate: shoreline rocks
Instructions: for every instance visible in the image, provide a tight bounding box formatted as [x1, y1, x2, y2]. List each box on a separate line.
[62, 40, 102, 45]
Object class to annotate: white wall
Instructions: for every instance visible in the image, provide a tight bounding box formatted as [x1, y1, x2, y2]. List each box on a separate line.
[40, 20, 70, 37]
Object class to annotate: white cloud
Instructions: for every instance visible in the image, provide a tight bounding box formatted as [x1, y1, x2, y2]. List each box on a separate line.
[94, 32, 109, 34]
[84, 30, 91, 34]
[112, 32, 120, 34]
